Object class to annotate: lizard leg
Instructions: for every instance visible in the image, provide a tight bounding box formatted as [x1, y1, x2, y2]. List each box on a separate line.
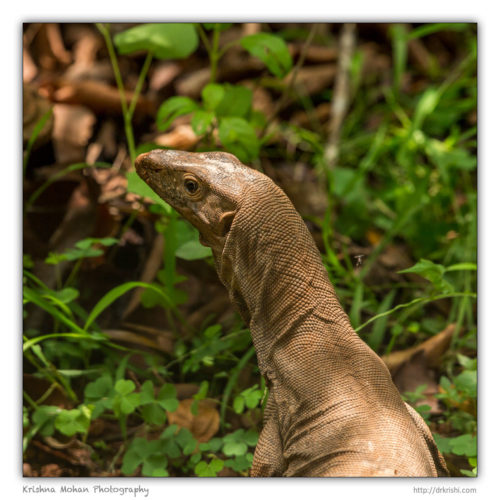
[250, 390, 286, 477]
[404, 402, 449, 476]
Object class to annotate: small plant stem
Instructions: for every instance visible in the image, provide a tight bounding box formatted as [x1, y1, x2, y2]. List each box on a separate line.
[96, 23, 128, 119]
[23, 390, 38, 410]
[35, 382, 58, 406]
[96, 23, 143, 163]
[108, 442, 126, 473]
[63, 258, 83, 289]
[260, 24, 318, 139]
[197, 23, 211, 54]
[220, 346, 255, 429]
[196, 23, 221, 83]
[355, 292, 476, 333]
[127, 51, 153, 120]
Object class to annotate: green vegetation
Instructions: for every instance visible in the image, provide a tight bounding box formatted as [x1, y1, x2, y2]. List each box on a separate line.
[23, 23, 476, 477]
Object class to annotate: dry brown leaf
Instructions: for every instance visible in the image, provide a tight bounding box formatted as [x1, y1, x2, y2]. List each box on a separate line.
[288, 43, 338, 63]
[120, 322, 175, 354]
[285, 64, 336, 96]
[40, 463, 63, 477]
[103, 329, 173, 354]
[52, 103, 96, 163]
[149, 61, 182, 91]
[392, 350, 441, 414]
[23, 47, 38, 82]
[167, 399, 219, 442]
[47, 78, 154, 117]
[174, 384, 200, 400]
[382, 324, 456, 374]
[290, 102, 331, 127]
[23, 463, 34, 477]
[174, 68, 211, 98]
[153, 124, 199, 150]
[45, 24, 71, 65]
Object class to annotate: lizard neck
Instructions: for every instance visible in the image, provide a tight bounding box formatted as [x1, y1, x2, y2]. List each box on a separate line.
[215, 180, 355, 376]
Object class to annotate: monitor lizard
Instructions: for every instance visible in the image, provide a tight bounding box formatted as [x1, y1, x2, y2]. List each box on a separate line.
[135, 149, 449, 477]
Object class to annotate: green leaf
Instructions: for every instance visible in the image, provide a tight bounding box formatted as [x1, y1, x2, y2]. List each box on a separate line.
[233, 395, 245, 414]
[222, 441, 247, 457]
[433, 433, 452, 454]
[399, 259, 445, 282]
[448, 434, 476, 457]
[121, 447, 142, 475]
[408, 23, 469, 40]
[127, 171, 171, 214]
[114, 23, 198, 60]
[219, 117, 260, 163]
[224, 453, 253, 472]
[446, 262, 477, 272]
[191, 109, 215, 135]
[174, 219, 212, 260]
[84, 281, 175, 331]
[202, 23, 232, 31]
[32, 406, 60, 437]
[454, 370, 477, 398]
[142, 454, 168, 477]
[160, 425, 178, 440]
[243, 388, 261, 409]
[156, 96, 199, 131]
[175, 239, 212, 260]
[425, 139, 477, 172]
[201, 83, 225, 111]
[23, 254, 34, 269]
[113, 392, 141, 416]
[47, 287, 79, 304]
[141, 403, 166, 426]
[214, 84, 253, 119]
[398, 258, 454, 293]
[243, 429, 259, 446]
[157, 383, 179, 412]
[23, 407, 30, 428]
[139, 380, 155, 404]
[54, 406, 91, 436]
[194, 458, 224, 477]
[115, 379, 135, 395]
[85, 375, 113, 400]
[414, 87, 441, 130]
[365, 289, 396, 351]
[112, 380, 141, 416]
[199, 437, 222, 453]
[240, 33, 292, 78]
[390, 24, 408, 94]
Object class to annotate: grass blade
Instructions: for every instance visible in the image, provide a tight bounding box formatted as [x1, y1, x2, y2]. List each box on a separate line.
[84, 281, 177, 331]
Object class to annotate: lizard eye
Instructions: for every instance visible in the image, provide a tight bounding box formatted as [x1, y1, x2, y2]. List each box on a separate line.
[184, 178, 199, 195]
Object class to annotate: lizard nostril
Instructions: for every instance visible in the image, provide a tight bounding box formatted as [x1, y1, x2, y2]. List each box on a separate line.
[135, 152, 148, 164]
[135, 152, 165, 173]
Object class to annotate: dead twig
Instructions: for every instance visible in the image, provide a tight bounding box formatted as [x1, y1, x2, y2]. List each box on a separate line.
[324, 23, 356, 168]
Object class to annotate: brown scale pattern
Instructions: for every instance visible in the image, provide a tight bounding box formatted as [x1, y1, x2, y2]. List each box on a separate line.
[216, 177, 448, 477]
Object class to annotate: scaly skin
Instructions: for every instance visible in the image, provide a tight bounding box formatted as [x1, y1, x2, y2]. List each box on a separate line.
[135, 149, 449, 477]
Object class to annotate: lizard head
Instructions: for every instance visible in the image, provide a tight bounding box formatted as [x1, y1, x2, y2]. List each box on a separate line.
[135, 149, 264, 251]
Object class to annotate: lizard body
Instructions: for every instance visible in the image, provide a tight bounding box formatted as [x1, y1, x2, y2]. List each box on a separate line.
[135, 149, 449, 477]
